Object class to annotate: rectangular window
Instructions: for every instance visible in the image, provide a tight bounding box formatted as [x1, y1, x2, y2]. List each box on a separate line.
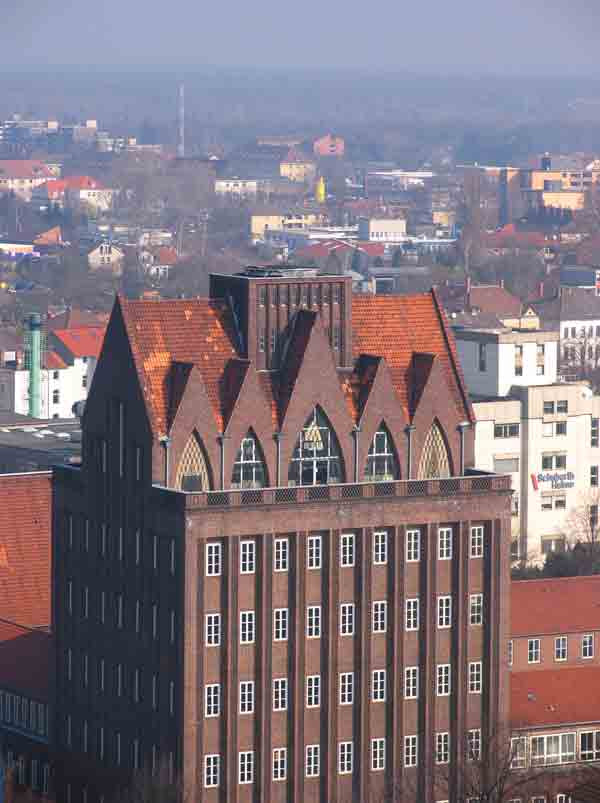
[436, 732, 450, 764]
[555, 636, 567, 661]
[437, 595, 452, 628]
[437, 664, 451, 696]
[371, 737, 385, 771]
[240, 611, 255, 644]
[340, 532, 355, 567]
[478, 342, 487, 372]
[528, 638, 541, 663]
[339, 672, 354, 705]
[372, 669, 386, 701]
[273, 608, 288, 641]
[593, 418, 599, 448]
[307, 535, 321, 569]
[239, 681, 254, 714]
[468, 729, 481, 761]
[592, 466, 599, 487]
[406, 529, 420, 562]
[556, 421, 567, 436]
[372, 600, 387, 633]
[373, 530, 388, 564]
[470, 593, 483, 626]
[240, 540, 255, 574]
[204, 754, 220, 788]
[404, 666, 418, 699]
[272, 747, 287, 781]
[404, 735, 418, 767]
[306, 675, 321, 708]
[470, 525, 484, 558]
[583, 634, 594, 659]
[238, 751, 254, 784]
[205, 684, 220, 717]
[494, 423, 520, 438]
[580, 730, 600, 761]
[338, 741, 353, 774]
[405, 598, 419, 630]
[340, 602, 355, 636]
[307, 605, 321, 638]
[557, 400, 568, 414]
[469, 661, 482, 693]
[273, 678, 288, 711]
[274, 537, 289, 572]
[206, 543, 222, 576]
[531, 733, 576, 766]
[438, 527, 452, 560]
[306, 744, 320, 777]
[494, 457, 519, 473]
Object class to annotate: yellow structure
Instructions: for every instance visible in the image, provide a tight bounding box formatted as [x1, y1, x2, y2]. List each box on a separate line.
[280, 159, 317, 183]
[315, 176, 326, 204]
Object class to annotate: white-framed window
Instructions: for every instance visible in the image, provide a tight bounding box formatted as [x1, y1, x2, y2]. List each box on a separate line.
[204, 754, 220, 788]
[205, 684, 220, 717]
[508, 639, 513, 666]
[404, 735, 418, 767]
[404, 666, 418, 698]
[583, 634, 594, 659]
[438, 527, 452, 560]
[436, 732, 450, 764]
[531, 732, 576, 766]
[406, 529, 420, 562]
[274, 537, 289, 572]
[372, 600, 387, 633]
[274, 608, 289, 641]
[340, 602, 355, 635]
[372, 669, 386, 701]
[470, 594, 483, 626]
[239, 681, 254, 714]
[306, 675, 321, 708]
[470, 525, 484, 558]
[307, 534, 322, 569]
[555, 636, 567, 662]
[468, 728, 481, 761]
[240, 540, 255, 574]
[371, 737, 386, 771]
[306, 744, 320, 777]
[206, 543, 222, 576]
[273, 747, 287, 781]
[373, 530, 388, 564]
[469, 661, 482, 693]
[340, 532, 355, 567]
[205, 613, 221, 646]
[406, 598, 419, 630]
[580, 730, 600, 761]
[528, 638, 541, 663]
[240, 610, 255, 644]
[338, 741, 353, 774]
[339, 672, 354, 705]
[437, 595, 452, 628]
[437, 664, 451, 696]
[239, 751, 254, 784]
[307, 605, 321, 638]
[273, 678, 288, 711]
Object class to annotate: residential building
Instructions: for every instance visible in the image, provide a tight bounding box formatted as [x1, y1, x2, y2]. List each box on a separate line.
[279, 149, 317, 183]
[0, 161, 54, 200]
[313, 134, 344, 157]
[87, 243, 124, 275]
[250, 211, 324, 243]
[357, 217, 407, 242]
[32, 176, 115, 215]
[52, 269, 511, 803]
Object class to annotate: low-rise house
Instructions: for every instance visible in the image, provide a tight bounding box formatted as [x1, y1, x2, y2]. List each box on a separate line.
[32, 176, 114, 215]
[279, 148, 317, 183]
[87, 242, 124, 275]
[0, 161, 54, 200]
[139, 245, 178, 279]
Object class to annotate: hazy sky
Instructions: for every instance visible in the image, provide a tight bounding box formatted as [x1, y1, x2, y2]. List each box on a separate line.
[3, 0, 599, 74]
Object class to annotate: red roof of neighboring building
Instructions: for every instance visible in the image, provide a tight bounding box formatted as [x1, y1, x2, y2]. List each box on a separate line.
[484, 223, 547, 250]
[44, 351, 68, 370]
[468, 284, 522, 316]
[154, 246, 178, 265]
[511, 667, 600, 729]
[0, 620, 52, 700]
[0, 160, 53, 180]
[51, 326, 105, 358]
[0, 473, 52, 629]
[33, 226, 62, 246]
[40, 176, 105, 198]
[512, 576, 600, 637]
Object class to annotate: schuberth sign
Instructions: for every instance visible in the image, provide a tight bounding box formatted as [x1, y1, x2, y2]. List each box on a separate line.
[531, 472, 575, 491]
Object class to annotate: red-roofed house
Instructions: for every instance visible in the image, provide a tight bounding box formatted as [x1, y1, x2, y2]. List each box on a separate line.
[0, 161, 54, 200]
[32, 176, 115, 214]
[140, 245, 178, 279]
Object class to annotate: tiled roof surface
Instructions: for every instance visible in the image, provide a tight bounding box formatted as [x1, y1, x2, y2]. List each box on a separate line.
[41, 175, 105, 197]
[512, 576, 600, 637]
[468, 285, 522, 316]
[0, 473, 52, 629]
[511, 667, 600, 729]
[0, 160, 53, 180]
[51, 326, 105, 358]
[0, 620, 52, 700]
[44, 351, 68, 370]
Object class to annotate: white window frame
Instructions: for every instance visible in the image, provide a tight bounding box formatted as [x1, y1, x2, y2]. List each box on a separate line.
[404, 666, 418, 699]
[306, 605, 321, 638]
[307, 534, 321, 569]
[273, 677, 288, 711]
[240, 610, 255, 645]
[239, 680, 254, 714]
[340, 532, 355, 567]
[204, 754, 220, 788]
[406, 529, 420, 562]
[205, 613, 221, 647]
[436, 664, 451, 696]
[469, 661, 482, 694]
[404, 735, 418, 767]
[340, 602, 355, 636]
[438, 527, 453, 560]
[470, 593, 483, 626]
[338, 741, 353, 775]
[555, 636, 568, 662]
[272, 747, 287, 781]
[206, 542, 222, 576]
[306, 744, 320, 777]
[528, 637, 541, 663]
[371, 737, 386, 771]
[273, 607, 289, 641]
[373, 530, 388, 565]
[238, 751, 254, 784]
[274, 537, 289, 572]
[405, 598, 419, 631]
[582, 634, 594, 659]
[468, 728, 481, 761]
[372, 669, 386, 702]
[339, 672, 354, 705]
[306, 674, 321, 708]
[436, 732, 450, 764]
[470, 525, 484, 558]
[204, 683, 220, 718]
[437, 595, 452, 629]
[372, 600, 388, 633]
[240, 540, 256, 574]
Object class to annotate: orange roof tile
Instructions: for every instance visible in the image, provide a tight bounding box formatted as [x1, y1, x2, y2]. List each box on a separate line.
[51, 326, 105, 358]
[0, 620, 52, 700]
[0, 473, 52, 629]
[0, 160, 53, 180]
[511, 667, 600, 729]
[44, 351, 68, 370]
[512, 576, 600, 637]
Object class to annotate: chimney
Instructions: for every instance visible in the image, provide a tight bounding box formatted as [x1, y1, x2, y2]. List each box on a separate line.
[26, 313, 42, 419]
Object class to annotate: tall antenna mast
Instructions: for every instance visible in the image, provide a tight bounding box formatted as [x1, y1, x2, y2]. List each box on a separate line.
[177, 83, 185, 159]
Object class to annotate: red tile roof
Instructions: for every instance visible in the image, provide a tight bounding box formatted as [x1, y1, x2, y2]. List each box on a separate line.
[468, 284, 522, 316]
[0, 160, 53, 180]
[40, 175, 105, 198]
[0, 473, 52, 629]
[44, 351, 68, 370]
[511, 667, 600, 729]
[51, 326, 105, 358]
[512, 576, 600, 637]
[154, 246, 178, 265]
[0, 620, 52, 700]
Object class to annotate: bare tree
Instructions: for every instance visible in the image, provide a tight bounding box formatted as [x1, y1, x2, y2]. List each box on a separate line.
[562, 488, 600, 567]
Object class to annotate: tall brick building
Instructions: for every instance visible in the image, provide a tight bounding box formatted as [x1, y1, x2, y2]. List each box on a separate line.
[53, 268, 512, 803]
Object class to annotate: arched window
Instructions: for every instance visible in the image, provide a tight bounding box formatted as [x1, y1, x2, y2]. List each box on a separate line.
[417, 420, 451, 480]
[288, 407, 343, 486]
[174, 433, 211, 491]
[365, 424, 399, 481]
[232, 430, 267, 489]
